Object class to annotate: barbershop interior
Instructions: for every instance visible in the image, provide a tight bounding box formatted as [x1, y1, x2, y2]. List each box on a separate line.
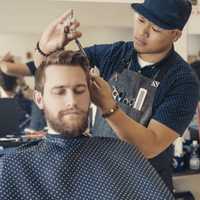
[1, 0, 200, 199]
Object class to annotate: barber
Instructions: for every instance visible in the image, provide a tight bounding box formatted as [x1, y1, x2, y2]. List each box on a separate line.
[34, 0, 198, 191]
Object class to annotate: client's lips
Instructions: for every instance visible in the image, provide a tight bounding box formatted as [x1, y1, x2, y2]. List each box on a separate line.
[61, 110, 82, 117]
[63, 111, 80, 115]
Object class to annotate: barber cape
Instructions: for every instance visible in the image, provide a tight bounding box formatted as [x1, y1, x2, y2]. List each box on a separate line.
[0, 135, 174, 200]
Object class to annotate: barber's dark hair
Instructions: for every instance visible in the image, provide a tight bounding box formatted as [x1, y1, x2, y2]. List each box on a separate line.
[35, 50, 90, 93]
[0, 70, 17, 92]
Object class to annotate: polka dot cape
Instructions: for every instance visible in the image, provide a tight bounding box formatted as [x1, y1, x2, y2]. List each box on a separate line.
[0, 135, 174, 200]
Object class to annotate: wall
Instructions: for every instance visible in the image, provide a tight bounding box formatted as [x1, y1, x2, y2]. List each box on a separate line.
[0, 27, 133, 60]
[0, 33, 38, 61]
[174, 27, 188, 61]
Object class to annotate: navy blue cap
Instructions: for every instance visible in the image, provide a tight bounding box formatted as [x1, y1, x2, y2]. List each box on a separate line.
[131, 0, 192, 30]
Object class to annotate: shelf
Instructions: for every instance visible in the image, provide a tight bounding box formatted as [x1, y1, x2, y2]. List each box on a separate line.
[173, 169, 200, 177]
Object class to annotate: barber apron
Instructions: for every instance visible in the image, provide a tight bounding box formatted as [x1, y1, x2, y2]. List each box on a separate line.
[92, 55, 173, 191]
[92, 56, 168, 136]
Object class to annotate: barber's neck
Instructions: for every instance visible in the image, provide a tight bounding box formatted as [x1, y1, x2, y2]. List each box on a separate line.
[138, 45, 172, 63]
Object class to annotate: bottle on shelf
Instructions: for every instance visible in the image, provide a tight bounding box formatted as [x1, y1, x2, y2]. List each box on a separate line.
[173, 137, 185, 172]
[189, 140, 200, 171]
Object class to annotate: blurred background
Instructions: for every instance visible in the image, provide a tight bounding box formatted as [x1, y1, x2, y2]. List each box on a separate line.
[1, 0, 200, 199]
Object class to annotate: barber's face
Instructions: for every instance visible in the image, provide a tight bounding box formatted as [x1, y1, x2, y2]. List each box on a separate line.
[133, 13, 181, 54]
[36, 65, 90, 137]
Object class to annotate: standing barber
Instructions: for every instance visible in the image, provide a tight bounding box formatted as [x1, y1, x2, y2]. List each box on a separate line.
[34, 0, 198, 191]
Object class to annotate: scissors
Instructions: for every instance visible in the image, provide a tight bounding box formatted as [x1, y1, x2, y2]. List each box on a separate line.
[66, 11, 90, 65]
[66, 10, 100, 77]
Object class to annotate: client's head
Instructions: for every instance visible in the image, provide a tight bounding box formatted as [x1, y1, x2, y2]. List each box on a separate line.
[34, 50, 91, 137]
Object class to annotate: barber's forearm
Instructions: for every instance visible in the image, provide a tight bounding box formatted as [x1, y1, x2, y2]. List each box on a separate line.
[0, 62, 31, 77]
[104, 108, 159, 158]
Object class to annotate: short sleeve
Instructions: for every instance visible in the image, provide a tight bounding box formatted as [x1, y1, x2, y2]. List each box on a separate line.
[152, 71, 199, 135]
[26, 61, 37, 76]
[84, 42, 131, 80]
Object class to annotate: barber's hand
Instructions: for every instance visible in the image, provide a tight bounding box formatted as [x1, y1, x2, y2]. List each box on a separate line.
[39, 9, 82, 55]
[90, 69, 116, 113]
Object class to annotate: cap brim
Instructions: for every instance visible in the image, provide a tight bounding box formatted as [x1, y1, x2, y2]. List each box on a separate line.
[131, 3, 176, 30]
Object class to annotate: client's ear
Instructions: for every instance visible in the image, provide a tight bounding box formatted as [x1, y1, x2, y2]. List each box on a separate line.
[33, 90, 44, 110]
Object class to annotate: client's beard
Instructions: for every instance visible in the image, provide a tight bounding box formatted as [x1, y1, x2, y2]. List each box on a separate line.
[44, 107, 89, 137]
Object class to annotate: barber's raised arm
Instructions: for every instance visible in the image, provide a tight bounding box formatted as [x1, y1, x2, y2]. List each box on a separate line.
[34, 9, 82, 67]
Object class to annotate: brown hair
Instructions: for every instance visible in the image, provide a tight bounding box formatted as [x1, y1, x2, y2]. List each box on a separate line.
[35, 50, 90, 93]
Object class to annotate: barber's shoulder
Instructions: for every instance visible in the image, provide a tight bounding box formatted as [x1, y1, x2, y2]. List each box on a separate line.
[166, 52, 198, 83]
[173, 52, 195, 74]
[86, 41, 128, 53]
[111, 41, 133, 52]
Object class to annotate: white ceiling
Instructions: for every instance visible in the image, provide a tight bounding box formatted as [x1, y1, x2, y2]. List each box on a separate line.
[0, 0, 142, 34]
